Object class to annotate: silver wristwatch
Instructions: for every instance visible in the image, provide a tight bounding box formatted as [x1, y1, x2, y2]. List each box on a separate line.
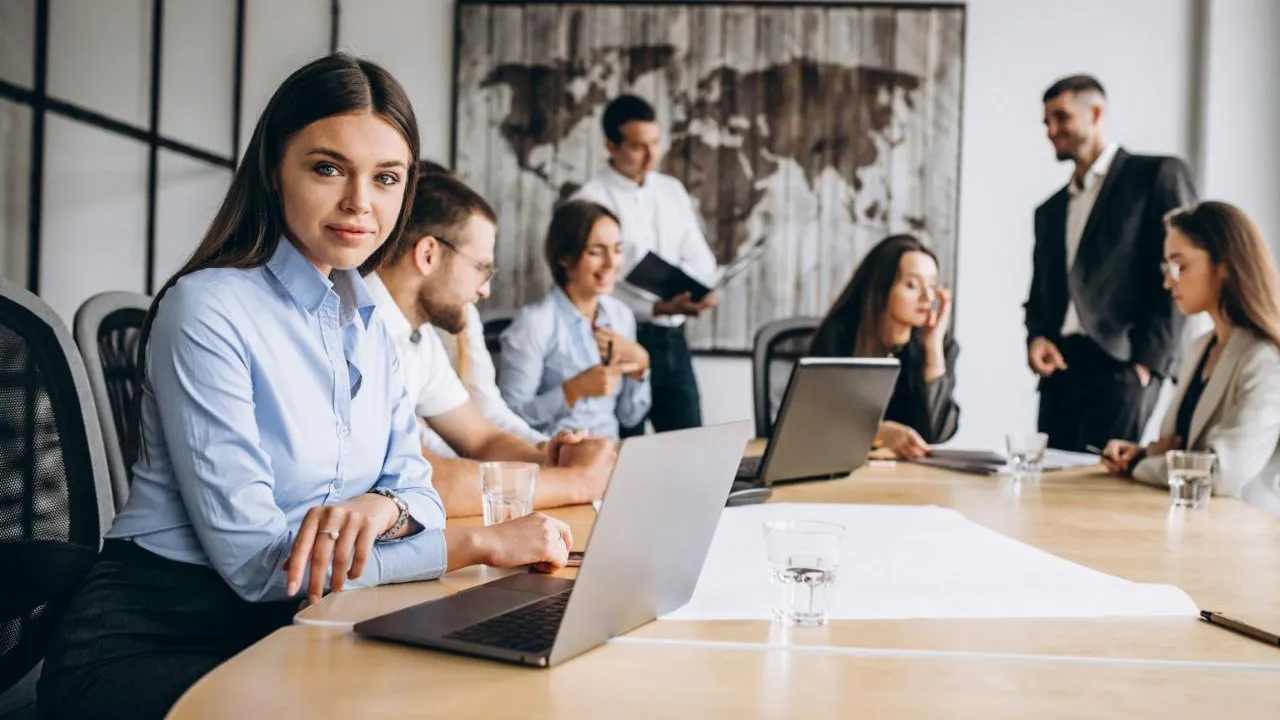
[370, 487, 410, 541]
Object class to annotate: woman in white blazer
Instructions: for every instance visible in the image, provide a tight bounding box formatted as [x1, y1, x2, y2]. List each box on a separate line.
[1102, 201, 1280, 513]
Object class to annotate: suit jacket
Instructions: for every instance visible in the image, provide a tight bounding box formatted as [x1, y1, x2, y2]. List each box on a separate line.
[808, 324, 960, 444]
[1133, 329, 1280, 514]
[1024, 148, 1197, 378]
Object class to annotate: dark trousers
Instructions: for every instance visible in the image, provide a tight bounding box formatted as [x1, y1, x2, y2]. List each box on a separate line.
[1037, 335, 1162, 452]
[37, 540, 297, 720]
[621, 323, 703, 437]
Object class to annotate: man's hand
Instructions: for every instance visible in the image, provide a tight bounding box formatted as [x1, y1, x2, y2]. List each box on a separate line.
[1134, 364, 1152, 388]
[543, 428, 588, 466]
[555, 436, 617, 503]
[654, 292, 704, 318]
[1028, 337, 1069, 377]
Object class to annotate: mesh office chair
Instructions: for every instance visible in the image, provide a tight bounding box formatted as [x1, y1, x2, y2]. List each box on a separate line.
[73, 292, 150, 511]
[0, 282, 114, 716]
[751, 317, 822, 439]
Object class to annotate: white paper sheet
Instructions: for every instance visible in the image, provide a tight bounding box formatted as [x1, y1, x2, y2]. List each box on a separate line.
[663, 504, 1199, 621]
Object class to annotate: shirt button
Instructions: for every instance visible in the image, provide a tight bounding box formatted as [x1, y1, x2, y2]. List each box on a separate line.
[338, 425, 350, 437]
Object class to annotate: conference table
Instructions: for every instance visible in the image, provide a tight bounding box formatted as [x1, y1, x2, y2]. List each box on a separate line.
[167, 442, 1280, 718]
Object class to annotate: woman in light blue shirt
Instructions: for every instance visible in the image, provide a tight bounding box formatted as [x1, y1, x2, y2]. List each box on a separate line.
[499, 200, 652, 439]
[39, 55, 570, 720]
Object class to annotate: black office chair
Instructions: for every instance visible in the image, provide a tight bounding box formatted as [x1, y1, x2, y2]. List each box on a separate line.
[73, 292, 150, 511]
[480, 311, 515, 357]
[0, 282, 114, 718]
[751, 316, 822, 439]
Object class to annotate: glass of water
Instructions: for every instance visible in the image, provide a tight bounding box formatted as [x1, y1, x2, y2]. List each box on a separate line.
[1165, 450, 1216, 509]
[1006, 432, 1049, 481]
[762, 520, 844, 627]
[480, 462, 538, 526]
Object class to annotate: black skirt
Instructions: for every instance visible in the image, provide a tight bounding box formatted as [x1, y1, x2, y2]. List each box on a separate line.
[37, 539, 298, 720]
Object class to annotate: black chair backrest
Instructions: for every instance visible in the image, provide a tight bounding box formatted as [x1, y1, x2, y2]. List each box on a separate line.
[73, 292, 150, 510]
[0, 281, 113, 697]
[751, 316, 822, 439]
[481, 312, 515, 357]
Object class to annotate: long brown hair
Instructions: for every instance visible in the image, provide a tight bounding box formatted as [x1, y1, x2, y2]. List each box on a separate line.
[129, 53, 421, 461]
[1165, 201, 1280, 348]
[811, 234, 937, 357]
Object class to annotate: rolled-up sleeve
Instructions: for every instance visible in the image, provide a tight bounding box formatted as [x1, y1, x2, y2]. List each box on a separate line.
[149, 285, 302, 602]
[613, 312, 652, 428]
[362, 342, 449, 586]
[499, 309, 571, 430]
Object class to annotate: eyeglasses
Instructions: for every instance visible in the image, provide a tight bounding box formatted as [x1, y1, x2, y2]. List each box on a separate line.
[1161, 260, 1186, 281]
[436, 236, 496, 283]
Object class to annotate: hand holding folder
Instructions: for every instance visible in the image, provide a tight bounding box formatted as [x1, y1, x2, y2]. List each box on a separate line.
[624, 252, 717, 302]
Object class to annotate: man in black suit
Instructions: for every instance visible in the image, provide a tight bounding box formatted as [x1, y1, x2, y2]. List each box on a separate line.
[1024, 75, 1197, 452]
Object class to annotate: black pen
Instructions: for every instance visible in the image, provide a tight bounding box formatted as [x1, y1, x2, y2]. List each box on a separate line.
[603, 339, 614, 365]
[1200, 610, 1280, 647]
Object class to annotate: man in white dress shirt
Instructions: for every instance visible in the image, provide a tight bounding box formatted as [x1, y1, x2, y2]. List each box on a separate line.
[574, 95, 718, 435]
[370, 168, 614, 516]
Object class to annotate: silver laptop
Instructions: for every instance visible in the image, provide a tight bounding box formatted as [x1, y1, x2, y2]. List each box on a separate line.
[353, 420, 753, 668]
[736, 357, 901, 486]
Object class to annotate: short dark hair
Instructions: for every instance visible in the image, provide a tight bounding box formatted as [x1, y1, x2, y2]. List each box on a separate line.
[387, 171, 496, 265]
[417, 159, 452, 176]
[544, 200, 621, 287]
[1043, 74, 1106, 103]
[602, 94, 656, 145]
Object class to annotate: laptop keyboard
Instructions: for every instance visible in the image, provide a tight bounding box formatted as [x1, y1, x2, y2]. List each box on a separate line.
[443, 590, 572, 654]
[737, 455, 763, 479]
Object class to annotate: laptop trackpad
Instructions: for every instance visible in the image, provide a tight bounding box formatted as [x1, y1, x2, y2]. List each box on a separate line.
[410, 574, 575, 635]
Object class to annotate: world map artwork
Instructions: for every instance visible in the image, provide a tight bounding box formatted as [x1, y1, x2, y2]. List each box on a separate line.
[453, 3, 965, 351]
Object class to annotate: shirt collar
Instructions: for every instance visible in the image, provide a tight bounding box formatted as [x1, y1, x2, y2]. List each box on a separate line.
[602, 162, 649, 192]
[364, 271, 415, 339]
[265, 238, 376, 328]
[551, 285, 614, 327]
[1070, 141, 1119, 195]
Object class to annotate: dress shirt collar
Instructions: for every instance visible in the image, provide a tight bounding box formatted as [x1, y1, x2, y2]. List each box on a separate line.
[602, 162, 649, 191]
[1069, 141, 1119, 196]
[265, 238, 376, 328]
[550, 285, 615, 328]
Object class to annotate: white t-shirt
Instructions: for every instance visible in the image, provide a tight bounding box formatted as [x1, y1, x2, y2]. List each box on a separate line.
[365, 273, 470, 432]
[430, 304, 549, 455]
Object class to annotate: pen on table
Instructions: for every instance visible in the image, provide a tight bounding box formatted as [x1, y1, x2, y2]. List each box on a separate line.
[1200, 610, 1280, 647]
[1085, 444, 1105, 456]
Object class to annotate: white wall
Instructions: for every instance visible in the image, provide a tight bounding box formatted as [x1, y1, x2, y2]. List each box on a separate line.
[342, 0, 1221, 445]
[1201, 0, 1280, 251]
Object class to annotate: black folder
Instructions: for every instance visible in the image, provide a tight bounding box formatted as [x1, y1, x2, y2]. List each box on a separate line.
[624, 252, 713, 301]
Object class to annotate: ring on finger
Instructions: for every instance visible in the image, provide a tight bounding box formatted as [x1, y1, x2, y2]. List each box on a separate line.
[321, 528, 340, 541]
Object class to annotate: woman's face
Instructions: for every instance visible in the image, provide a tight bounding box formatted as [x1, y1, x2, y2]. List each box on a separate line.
[277, 110, 411, 275]
[1163, 227, 1221, 316]
[564, 217, 624, 296]
[886, 251, 939, 328]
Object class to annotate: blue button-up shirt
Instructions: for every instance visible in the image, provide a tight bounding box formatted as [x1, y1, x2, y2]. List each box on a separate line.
[107, 239, 447, 602]
[497, 286, 651, 438]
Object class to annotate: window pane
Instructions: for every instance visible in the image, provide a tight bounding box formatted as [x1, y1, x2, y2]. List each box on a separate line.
[40, 116, 148, 322]
[155, 150, 231, 287]
[240, 0, 328, 157]
[47, 0, 152, 128]
[0, 100, 31, 288]
[0, 0, 36, 89]
[161, 0, 235, 157]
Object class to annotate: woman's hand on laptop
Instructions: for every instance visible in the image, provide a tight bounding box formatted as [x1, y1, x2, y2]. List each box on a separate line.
[445, 513, 574, 573]
[877, 421, 930, 460]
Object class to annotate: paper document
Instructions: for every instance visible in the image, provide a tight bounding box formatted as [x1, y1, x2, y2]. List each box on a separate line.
[913, 447, 1101, 475]
[663, 504, 1198, 621]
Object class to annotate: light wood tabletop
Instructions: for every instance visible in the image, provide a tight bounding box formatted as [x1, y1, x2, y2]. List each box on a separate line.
[168, 447, 1280, 718]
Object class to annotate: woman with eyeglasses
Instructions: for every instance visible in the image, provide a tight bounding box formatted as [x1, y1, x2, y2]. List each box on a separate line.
[498, 200, 652, 439]
[808, 234, 959, 459]
[1102, 201, 1280, 513]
